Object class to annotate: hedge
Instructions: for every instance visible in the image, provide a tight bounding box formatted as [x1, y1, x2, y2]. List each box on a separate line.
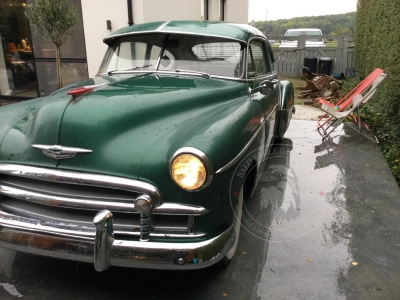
[355, 0, 400, 184]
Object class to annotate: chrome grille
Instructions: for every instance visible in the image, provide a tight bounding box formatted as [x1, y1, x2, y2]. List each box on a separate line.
[0, 164, 208, 239]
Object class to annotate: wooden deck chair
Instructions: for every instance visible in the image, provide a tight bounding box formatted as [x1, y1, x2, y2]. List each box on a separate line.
[317, 72, 387, 143]
[317, 68, 384, 131]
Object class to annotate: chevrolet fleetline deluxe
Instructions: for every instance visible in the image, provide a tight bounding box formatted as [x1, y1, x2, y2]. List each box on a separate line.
[0, 21, 294, 271]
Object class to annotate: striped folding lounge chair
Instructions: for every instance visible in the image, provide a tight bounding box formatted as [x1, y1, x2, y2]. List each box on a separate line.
[317, 69, 386, 142]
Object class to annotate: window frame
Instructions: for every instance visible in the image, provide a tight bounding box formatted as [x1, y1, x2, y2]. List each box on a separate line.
[245, 37, 276, 80]
[99, 33, 247, 80]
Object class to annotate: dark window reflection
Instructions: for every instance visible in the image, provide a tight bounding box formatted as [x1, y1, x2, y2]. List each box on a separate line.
[0, 0, 38, 98]
[35, 61, 88, 94]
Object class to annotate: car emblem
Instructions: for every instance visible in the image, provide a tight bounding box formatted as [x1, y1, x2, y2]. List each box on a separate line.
[31, 144, 93, 160]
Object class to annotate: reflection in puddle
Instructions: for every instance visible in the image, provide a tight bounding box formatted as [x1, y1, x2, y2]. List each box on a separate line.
[258, 140, 301, 222]
[0, 283, 23, 298]
[0, 248, 16, 279]
[255, 122, 356, 300]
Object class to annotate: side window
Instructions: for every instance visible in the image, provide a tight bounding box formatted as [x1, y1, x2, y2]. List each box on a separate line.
[247, 40, 276, 77]
[265, 42, 276, 73]
[247, 40, 268, 78]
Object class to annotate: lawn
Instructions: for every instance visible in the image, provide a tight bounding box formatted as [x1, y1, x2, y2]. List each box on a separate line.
[278, 76, 307, 105]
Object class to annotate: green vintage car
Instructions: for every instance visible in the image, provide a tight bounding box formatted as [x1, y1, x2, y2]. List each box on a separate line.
[0, 21, 294, 271]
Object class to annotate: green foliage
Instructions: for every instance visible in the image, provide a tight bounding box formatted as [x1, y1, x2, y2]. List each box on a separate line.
[356, 0, 400, 115]
[251, 12, 356, 36]
[25, 0, 78, 47]
[25, 0, 79, 89]
[355, 0, 400, 185]
[361, 105, 400, 184]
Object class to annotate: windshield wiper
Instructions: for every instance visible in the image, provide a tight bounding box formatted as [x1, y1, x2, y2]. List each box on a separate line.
[108, 64, 153, 76]
[173, 69, 210, 78]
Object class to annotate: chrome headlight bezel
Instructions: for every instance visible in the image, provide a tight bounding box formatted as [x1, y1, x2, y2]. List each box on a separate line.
[169, 147, 214, 192]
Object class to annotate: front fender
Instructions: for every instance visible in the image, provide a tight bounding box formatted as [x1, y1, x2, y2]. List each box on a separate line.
[275, 80, 294, 138]
[138, 96, 265, 236]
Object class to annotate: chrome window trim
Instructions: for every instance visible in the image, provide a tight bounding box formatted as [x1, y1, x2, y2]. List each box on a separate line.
[169, 147, 214, 192]
[102, 31, 248, 80]
[97, 70, 248, 81]
[100, 31, 248, 80]
[245, 36, 276, 78]
[155, 21, 170, 31]
[246, 37, 271, 79]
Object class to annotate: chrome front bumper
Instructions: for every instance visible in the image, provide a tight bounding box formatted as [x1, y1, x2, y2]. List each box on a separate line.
[0, 164, 234, 270]
[0, 208, 235, 271]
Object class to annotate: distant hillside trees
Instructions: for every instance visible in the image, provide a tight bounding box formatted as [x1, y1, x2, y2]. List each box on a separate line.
[252, 12, 356, 36]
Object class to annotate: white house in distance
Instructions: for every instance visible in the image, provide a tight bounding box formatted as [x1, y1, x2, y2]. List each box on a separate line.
[0, 0, 248, 98]
[81, 0, 249, 78]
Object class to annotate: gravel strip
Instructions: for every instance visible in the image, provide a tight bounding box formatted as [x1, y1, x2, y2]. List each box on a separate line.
[293, 104, 323, 121]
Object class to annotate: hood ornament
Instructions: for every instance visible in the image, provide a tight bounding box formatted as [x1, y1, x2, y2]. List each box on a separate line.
[32, 144, 93, 160]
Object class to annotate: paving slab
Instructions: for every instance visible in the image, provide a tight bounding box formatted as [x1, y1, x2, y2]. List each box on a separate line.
[0, 120, 399, 299]
[256, 121, 400, 300]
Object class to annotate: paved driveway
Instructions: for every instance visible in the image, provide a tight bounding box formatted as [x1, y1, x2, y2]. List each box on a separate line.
[1, 120, 399, 299]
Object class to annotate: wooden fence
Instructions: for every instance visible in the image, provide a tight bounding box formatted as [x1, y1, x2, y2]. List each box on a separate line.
[269, 34, 355, 77]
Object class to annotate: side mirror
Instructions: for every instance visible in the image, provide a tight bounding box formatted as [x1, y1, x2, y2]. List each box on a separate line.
[260, 80, 277, 95]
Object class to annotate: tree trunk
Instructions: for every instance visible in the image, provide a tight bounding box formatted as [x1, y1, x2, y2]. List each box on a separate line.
[55, 45, 62, 89]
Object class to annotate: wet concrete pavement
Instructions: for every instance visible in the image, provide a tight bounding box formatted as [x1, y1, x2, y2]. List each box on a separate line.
[1, 120, 399, 299]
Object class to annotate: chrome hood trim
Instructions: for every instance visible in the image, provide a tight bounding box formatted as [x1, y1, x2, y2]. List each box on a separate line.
[32, 144, 93, 160]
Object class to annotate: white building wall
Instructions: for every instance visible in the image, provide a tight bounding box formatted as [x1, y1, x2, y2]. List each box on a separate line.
[225, 0, 248, 24]
[132, 0, 145, 24]
[81, 0, 129, 78]
[81, 0, 248, 78]
[142, 0, 201, 22]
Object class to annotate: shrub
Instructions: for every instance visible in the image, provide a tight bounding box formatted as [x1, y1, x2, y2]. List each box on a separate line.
[355, 0, 400, 185]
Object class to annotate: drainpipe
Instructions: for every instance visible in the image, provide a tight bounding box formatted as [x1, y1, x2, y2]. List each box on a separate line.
[127, 0, 134, 26]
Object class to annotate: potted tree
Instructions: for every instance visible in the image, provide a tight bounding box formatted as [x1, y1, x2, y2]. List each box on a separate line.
[25, 0, 78, 89]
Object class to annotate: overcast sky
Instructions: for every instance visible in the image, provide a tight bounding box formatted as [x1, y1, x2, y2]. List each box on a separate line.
[248, 0, 358, 22]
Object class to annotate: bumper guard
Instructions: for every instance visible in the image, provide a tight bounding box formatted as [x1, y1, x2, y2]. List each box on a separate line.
[0, 209, 235, 271]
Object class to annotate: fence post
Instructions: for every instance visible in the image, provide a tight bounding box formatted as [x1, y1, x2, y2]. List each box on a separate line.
[297, 34, 306, 49]
[297, 34, 307, 76]
[341, 32, 349, 76]
[335, 35, 344, 74]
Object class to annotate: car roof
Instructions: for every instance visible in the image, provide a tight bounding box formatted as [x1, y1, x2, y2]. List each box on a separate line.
[103, 20, 265, 45]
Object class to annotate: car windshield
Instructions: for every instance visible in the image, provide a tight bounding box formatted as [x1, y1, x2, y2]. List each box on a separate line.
[285, 31, 321, 36]
[283, 30, 323, 42]
[99, 33, 245, 78]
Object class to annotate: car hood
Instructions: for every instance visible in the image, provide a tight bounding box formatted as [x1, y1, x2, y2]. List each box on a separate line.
[0, 73, 249, 179]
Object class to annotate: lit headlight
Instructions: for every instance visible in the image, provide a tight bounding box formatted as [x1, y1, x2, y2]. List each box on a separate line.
[170, 147, 213, 191]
